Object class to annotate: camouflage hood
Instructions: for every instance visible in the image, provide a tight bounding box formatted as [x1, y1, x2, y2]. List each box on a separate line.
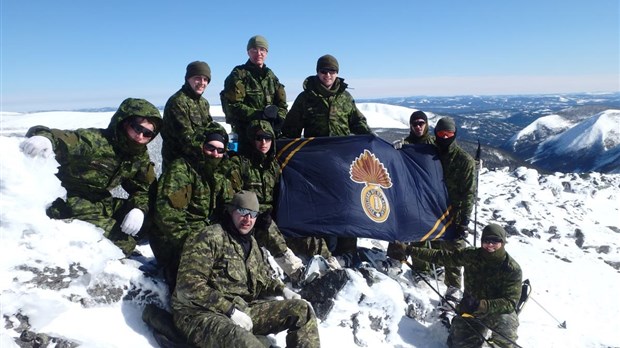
[107, 98, 162, 156]
[246, 120, 276, 162]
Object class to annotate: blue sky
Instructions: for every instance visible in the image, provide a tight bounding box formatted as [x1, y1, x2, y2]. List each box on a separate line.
[2, 0, 618, 112]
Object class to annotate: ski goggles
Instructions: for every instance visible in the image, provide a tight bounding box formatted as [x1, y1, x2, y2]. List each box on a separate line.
[129, 122, 156, 138]
[436, 130, 455, 139]
[236, 208, 259, 218]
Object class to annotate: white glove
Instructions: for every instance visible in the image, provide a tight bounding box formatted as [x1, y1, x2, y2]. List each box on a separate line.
[20, 136, 53, 158]
[120, 208, 144, 236]
[230, 308, 253, 331]
[392, 139, 403, 150]
[282, 287, 302, 300]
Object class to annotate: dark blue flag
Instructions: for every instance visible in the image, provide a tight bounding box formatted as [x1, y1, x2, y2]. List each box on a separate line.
[275, 134, 456, 242]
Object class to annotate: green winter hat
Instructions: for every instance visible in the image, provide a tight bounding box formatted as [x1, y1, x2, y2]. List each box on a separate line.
[228, 190, 260, 213]
[435, 117, 456, 133]
[316, 54, 339, 72]
[185, 61, 212, 82]
[481, 223, 507, 243]
[247, 35, 269, 51]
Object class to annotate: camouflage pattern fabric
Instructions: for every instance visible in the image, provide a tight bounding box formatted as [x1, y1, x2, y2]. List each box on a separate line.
[151, 154, 234, 288]
[220, 60, 287, 155]
[161, 83, 213, 169]
[229, 120, 288, 255]
[281, 75, 370, 138]
[27, 98, 162, 255]
[448, 312, 519, 348]
[439, 141, 476, 228]
[172, 221, 320, 348]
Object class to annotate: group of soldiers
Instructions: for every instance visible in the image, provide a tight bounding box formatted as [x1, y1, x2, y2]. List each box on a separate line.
[20, 34, 522, 348]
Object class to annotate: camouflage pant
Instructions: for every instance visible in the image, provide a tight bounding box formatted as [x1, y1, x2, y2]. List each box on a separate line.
[448, 312, 519, 348]
[174, 299, 321, 348]
[46, 196, 149, 255]
[254, 221, 288, 257]
[285, 236, 332, 260]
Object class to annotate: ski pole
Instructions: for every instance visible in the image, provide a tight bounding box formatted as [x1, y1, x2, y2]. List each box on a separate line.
[473, 140, 481, 247]
[529, 295, 567, 329]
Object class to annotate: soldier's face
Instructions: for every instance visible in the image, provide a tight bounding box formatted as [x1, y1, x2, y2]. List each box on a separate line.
[125, 117, 156, 145]
[482, 240, 503, 253]
[231, 208, 257, 234]
[318, 69, 338, 89]
[203, 140, 225, 159]
[410, 120, 426, 137]
[254, 132, 272, 154]
[187, 75, 209, 95]
[247, 47, 268, 67]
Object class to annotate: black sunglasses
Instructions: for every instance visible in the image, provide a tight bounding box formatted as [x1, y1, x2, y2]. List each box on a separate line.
[129, 122, 156, 138]
[236, 208, 258, 218]
[319, 69, 337, 75]
[255, 134, 273, 142]
[203, 143, 226, 154]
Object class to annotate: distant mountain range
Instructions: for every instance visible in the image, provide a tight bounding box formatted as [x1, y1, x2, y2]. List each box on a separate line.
[363, 93, 620, 173]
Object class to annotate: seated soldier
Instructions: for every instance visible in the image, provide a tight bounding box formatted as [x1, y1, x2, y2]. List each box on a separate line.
[172, 190, 320, 347]
[20, 98, 162, 256]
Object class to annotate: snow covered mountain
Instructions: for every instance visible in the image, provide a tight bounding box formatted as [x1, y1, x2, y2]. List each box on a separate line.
[1, 109, 619, 348]
[508, 110, 620, 173]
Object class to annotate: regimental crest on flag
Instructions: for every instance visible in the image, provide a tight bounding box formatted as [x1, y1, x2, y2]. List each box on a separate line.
[350, 149, 392, 223]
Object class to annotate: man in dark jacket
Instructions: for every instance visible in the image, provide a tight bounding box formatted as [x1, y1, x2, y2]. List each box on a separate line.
[161, 61, 214, 170]
[388, 223, 522, 348]
[172, 190, 320, 348]
[220, 35, 288, 156]
[20, 98, 162, 255]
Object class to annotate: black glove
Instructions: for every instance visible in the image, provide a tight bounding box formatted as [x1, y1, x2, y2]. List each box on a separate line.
[455, 224, 469, 239]
[263, 105, 279, 120]
[458, 293, 480, 314]
[255, 209, 273, 230]
[387, 242, 409, 262]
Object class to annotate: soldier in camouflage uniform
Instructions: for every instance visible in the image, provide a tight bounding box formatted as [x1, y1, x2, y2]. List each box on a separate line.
[281, 54, 371, 265]
[172, 190, 321, 348]
[161, 61, 214, 170]
[229, 120, 305, 283]
[281, 54, 371, 138]
[220, 35, 288, 156]
[434, 116, 476, 298]
[388, 223, 522, 348]
[151, 123, 234, 289]
[20, 98, 162, 256]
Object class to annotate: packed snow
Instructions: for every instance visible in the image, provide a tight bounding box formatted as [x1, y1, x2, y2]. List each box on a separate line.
[1, 106, 619, 347]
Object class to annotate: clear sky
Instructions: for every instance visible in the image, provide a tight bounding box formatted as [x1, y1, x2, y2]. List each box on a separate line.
[2, 0, 619, 112]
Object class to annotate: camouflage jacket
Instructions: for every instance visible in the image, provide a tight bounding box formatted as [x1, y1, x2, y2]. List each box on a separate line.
[152, 156, 234, 265]
[409, 246, 522, 315]
[438, 141, 476, 226]
[220, 60, 287, 134]
[281, 75, 370, 138]
[172, 220, 284, 316]
[25, 99, 161, 213]
[161, 83, 213, 167]
[229, 120, 279, 213]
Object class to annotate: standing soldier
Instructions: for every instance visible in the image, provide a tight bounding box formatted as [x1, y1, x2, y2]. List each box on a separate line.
[20, 98, 162, 256]
[172, 190, 321, 347]
[151, 123, 234, 290]
[161, 61, 213, 170]
[388, 223, 522, 348]
[220, 35, 287, 156]
[434, 116, 477, 321]
[281, 54, 371, 265]
[229, 120, 305, 284]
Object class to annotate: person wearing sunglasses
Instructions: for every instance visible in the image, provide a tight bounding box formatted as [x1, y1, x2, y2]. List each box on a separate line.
[172, 190, 320, 348]
[220, 35, 288, 157]
[229, 120, 307, 285]
[393, 110, 434, 149]
[387, 223, 522, 348]
[151, 122, 236, 290]
[20, 98, 162, 256]
[161, 61, 214, 170]
[281, 54, 371, 267]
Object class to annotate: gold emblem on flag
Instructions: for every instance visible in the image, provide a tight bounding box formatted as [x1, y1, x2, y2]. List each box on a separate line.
[350, 149, 392, 223]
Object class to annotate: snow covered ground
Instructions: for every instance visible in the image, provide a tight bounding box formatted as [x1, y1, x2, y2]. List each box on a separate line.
[1, 106, 619, 347]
